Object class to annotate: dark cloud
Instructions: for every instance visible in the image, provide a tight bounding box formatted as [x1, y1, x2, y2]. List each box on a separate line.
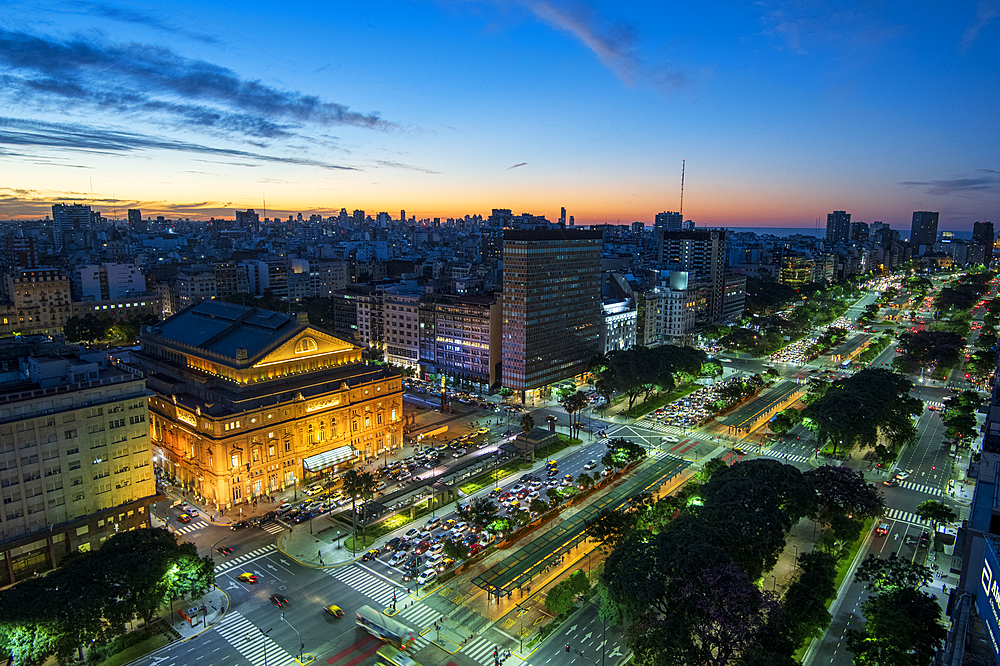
[507, 162, 528, 169]
[78, 2, 220, 44]
[0, 27, 397, 157]
[0, 117, 359, 170]
[898, 176, 998, 196]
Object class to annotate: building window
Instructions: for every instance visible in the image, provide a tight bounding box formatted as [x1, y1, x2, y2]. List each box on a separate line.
[231, 453, 240, 468]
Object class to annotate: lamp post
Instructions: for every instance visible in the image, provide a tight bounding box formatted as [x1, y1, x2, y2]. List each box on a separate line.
[247, 628, 272, 666]
[792, 545, 799, 571]
[281, 612, 303, 661]
[210, 536, 230, 564]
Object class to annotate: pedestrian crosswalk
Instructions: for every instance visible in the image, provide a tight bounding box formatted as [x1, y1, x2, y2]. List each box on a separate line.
[760, 450, 812, 464]
[396, 605, 503, 666]
[215, 545, 278, 574]
[884, 508, 932, 527]
[174, 520, 208, 535]
[925, 401, 945, 411]
[897, 481, 943, 496]
[328, 565, 401, 608]
[214, 610, 295, 666]
[398, 602, 441, 626]
[262, 522, 285, 534]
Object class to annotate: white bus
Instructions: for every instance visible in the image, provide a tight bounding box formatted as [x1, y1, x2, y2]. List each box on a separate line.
[356, 605, 415, 650]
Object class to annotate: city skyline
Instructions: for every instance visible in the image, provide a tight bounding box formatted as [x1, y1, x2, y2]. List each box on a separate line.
[0, 1, 997, 229]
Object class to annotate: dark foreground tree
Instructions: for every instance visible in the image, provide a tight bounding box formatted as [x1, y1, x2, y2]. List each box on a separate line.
[846, 587, 946, 665]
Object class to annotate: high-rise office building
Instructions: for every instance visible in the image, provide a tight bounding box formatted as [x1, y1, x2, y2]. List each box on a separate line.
[973, 221, 995, 267]
[825, 211, 851, 245]
[559, 207, 567, 227]
[127, 209, 146, 233]
[51, 203, 95, 247]
[236, 209, 260, 234]
[655, 211, 683, 232]
[502, 229, 602, 400]
[850, 221, 869, 242]
[910, 211, 940, 248]
[657, 229, 731, 322]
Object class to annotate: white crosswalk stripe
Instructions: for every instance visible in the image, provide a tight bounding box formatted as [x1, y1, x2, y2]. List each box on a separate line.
[925, 401, 945, 410]
[398, 603, 442, 626]
[760, 451, 811, 464]
[412, 633, 432, 650]
[262, 522, 285, 534]
[329, 565, 399, 607]
[885, 508, 932, 527]
[898, 481, 943, 496]
[214, 610, 296, 666]
[464, 636, 500, 664]
[215, 545, 278, 574]
[174, 520, 208, 535]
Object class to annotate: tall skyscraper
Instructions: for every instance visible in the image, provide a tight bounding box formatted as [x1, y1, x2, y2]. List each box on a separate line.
[825, 211, 851, 245]
[973, 221, 995, 245]
[973, 221, 995, 267]
[655, 211, 683, 232]
[910, 211, 939, 248]
[559, 207, 567, 227]
[657, 229, 730, 321]
[502, 229, 602, 401]
[51, 203, 95, 247]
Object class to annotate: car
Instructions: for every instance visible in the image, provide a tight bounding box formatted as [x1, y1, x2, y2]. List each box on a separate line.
[511, 484, 525, 493]
[305, 484, 323, 496]
[386, 537, 402, 550]
[216, 546, 234, 556]
[416, 569, 437, 585]
[453, 522, 469, 534]
[237, 573, 259, 583]
[260, 511, 279, 524]
[428, 542, 444, 555]
[583, 460, 596, 470]
[894, 471, 910, 481]
[325, 604, 345, 618]
[413, 540, 431, 555]
[920, 531, 931, 547]
[882, 478, 897, 487]
[427, 552, 444, 567]
[452, 448, 466, 458]
[176, 512, 193, 524]
[564, 474, 574, 482]
[663, 435, 679, 443]
[601, 469, 611, 477]
[547, 468, 559, 477]
[361, 549, 381, 562]
[388, 552, 406, 567]
[426, 516, 442, 528]
[438, 556, 455, 571]
[405, 528, 420, 538]
[875, 523, 889, 536]
[546, 460, 557, 468]
[269, 593, 290, 607]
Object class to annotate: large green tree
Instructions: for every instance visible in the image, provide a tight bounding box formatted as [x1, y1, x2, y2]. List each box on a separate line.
[846, 587, 946, 665]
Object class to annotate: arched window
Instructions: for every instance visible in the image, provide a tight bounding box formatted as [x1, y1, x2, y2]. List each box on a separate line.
[295, 337, 318, 354]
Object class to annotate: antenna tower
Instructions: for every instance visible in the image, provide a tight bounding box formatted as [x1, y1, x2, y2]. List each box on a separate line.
[679, 159, 685, 219]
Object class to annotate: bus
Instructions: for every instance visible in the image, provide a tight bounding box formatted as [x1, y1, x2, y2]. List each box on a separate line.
[356, 605, 415, 650]
[840, 358, 853, 369]
[377, 645, 420, 666]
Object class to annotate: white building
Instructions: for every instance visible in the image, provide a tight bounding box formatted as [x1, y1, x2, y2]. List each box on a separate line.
[601, 300, 637, 353]
[79, 263, 146, 301]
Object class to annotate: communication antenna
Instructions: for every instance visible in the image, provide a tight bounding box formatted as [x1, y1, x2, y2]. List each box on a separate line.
[263, 193, 266, 223]
[679, 159, 685, 220]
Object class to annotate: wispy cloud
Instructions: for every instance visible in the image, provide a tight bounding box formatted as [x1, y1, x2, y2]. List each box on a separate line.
[376, 160, 441, 174]
[961, 0, 1000, 49]
[507, 162, 528, 169]
[754, 2, 906, 55]
[0, 117, 359, 170]
[898, 173, 999, 196]
[77, 2, 220, 44]
[513, 0, 690, 93]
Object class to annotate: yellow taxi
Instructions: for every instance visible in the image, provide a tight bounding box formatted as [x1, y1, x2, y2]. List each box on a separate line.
[325, 604, 345, 618]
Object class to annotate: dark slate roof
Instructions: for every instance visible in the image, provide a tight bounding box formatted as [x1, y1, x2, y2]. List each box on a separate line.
[156, 301, 297, 359]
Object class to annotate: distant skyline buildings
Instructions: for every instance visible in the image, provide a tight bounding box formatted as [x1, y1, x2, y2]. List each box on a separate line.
[825, 211, 851, 245]
[910, 211, 940, 248]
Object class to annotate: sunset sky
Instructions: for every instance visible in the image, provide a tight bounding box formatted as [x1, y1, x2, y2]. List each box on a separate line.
[1, 0, 997, 229]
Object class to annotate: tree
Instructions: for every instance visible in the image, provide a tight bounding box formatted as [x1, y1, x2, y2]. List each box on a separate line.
[560, 391, 589, 439]
[569, 569, 591, 596]
[519, 413, 534, 436]
[781, 551, 837, 648]
[577, 472, 594, 490]
[443, 539, 470, 561]
[342, 469, 377, 551]
[854, 553, 933, 594]
[529, 498, 549, 516]
[602, 437, 647, 471]
[586, 507, 638, 551]
[914, 499, 956, 535]
[466, 497, 499, 530]
[804, 465, 885, 525]
[897, 329, 965, 371]
[846, 587, 946, 665]
[545, 581, 577, 616]
[546, 486, 563, 507]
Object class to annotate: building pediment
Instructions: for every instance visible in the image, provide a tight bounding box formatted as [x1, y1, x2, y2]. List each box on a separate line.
[252, 329, 359, 369]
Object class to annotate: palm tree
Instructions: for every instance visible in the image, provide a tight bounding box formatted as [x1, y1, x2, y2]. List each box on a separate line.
[560, 391, 588, 439]
[343, 469, 377, 554]
[520, 413, 535, 436]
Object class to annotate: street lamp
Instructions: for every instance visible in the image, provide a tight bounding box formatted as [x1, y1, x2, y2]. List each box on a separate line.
[211, 536, 229, 564]
[247, 628, 272, 666]
[281, 612, 303, 661]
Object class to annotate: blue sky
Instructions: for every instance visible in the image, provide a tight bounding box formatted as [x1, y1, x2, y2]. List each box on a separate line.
[0, 0, 997, 229]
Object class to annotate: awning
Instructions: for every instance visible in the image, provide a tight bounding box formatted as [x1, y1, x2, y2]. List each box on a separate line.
[303, 445, 356, 471]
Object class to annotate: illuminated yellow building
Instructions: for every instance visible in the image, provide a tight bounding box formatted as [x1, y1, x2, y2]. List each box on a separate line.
[136, 301, 402, 509]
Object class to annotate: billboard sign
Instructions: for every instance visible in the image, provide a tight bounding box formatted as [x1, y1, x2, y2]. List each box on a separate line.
[976, 538, 1000, 662]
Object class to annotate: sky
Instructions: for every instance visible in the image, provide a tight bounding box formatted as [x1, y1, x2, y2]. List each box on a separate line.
[0, 1, 998, 230]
